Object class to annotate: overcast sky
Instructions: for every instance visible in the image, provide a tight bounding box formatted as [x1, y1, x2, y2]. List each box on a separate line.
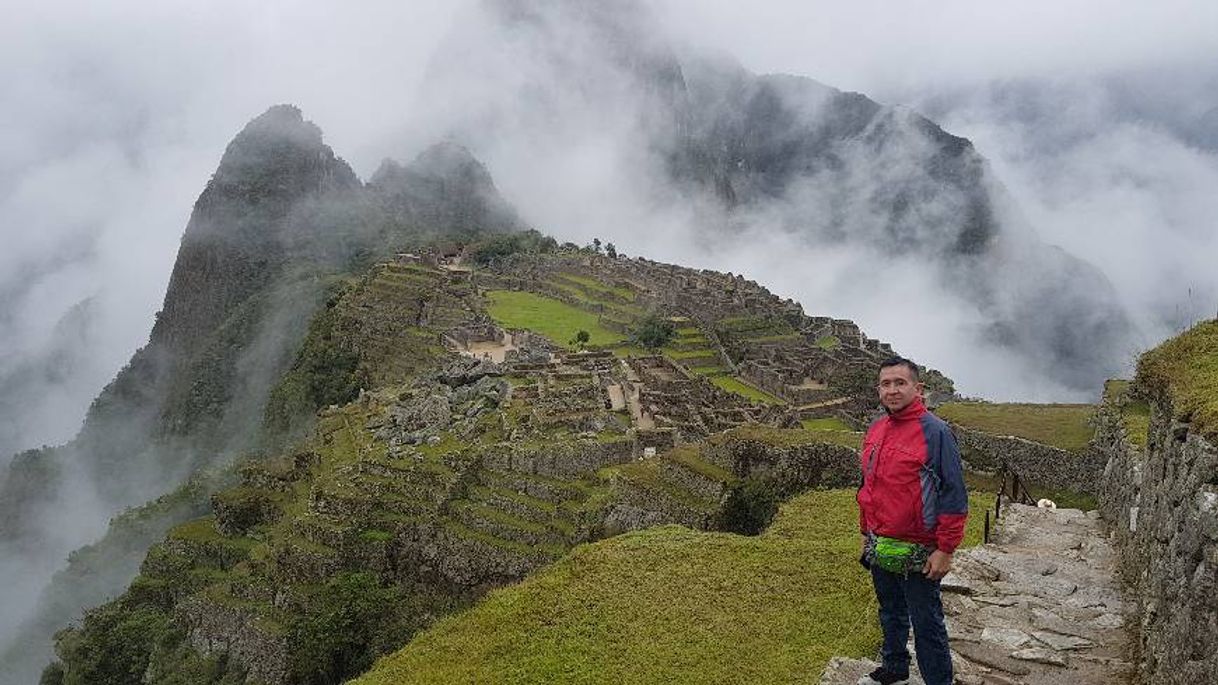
[2, 0, 1216, 454]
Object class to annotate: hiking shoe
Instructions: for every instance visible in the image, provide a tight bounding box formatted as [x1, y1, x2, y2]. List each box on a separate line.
[856, 666, 909, 685]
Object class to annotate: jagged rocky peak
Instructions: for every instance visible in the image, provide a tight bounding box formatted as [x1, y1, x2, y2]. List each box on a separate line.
[373, 141, 494, 191]
[153, 104, 361, 352]
[198, 104, 359, 217]
[370, 142, 523, 235]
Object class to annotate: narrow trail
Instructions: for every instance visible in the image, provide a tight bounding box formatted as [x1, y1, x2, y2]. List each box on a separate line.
[821, 503, 1133, 685]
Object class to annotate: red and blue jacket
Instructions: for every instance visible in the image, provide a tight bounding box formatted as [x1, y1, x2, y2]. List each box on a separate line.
[857, 397, 968, 554]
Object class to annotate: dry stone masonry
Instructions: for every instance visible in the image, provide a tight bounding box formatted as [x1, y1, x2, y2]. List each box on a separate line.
[1098, 383, 1218, 684]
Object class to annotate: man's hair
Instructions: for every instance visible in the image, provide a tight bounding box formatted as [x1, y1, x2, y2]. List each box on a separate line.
[879, 356, 920, 382]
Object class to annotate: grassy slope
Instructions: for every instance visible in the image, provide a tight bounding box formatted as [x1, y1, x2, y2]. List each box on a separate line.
[710, 376, 786, 405]
[936, 402, 1096, 453]
[1103, 380, 1150, 447]
[801, 417, 852, 431]
[1136, 319, 1218, 440]
[486, 290, 625, 347]
[354, 489, 993, 685]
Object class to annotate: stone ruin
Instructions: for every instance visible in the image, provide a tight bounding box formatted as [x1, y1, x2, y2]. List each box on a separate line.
[624, 355, 795, 442]
[474, 252, 909, 425]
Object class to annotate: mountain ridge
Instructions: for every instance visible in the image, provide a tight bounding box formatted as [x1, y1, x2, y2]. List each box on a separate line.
[0, 105, 525, 685]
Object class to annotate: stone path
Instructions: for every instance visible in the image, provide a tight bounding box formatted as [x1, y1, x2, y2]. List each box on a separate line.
[606, 384, 626, 411]
[820, 504, 1133, 685]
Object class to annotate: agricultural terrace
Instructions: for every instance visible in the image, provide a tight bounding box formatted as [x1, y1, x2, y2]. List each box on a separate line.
[935, 402, 1096, 453]
[354, 489, 993, 685]
[485, 290, 625, 347]
[1135, 319, 1218, 441]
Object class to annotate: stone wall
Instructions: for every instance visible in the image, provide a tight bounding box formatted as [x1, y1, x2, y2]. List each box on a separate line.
[951, 424, 1107, 495]
[176, 595, 290, 685]
[702, 437, 860, 496]
[1098, 391, 1218, 684]
[480, 439, 635, 480]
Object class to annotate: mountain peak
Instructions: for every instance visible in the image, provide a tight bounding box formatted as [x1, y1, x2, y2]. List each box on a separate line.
[369, 142, 522, 236]
[206, 104, 356, 197]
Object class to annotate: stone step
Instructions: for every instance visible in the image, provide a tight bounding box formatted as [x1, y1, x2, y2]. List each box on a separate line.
[818, 657, 925, 685]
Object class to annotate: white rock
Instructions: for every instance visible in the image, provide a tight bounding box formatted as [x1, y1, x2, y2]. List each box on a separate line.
[1032, 630, 1095, 651]
[1010, 647, 1069, 667]
[981, 626, 1032, 649]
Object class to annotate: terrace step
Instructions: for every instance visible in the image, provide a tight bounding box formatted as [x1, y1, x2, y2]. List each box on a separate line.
[466, 484, 560, 525]
[478, 469, 590, 504]
[449, 500, 570, 547]
[439, 519, 563, 561]
[293, 513, 352, 549]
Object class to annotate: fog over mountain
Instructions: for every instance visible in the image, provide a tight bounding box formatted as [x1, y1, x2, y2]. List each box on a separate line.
[3, 3, 1213, 462]
[1, 0, 1216, 681]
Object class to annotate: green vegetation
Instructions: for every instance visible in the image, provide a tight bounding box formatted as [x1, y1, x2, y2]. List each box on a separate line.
[1136, 320, 1218, 440]
[555, 273, 636, 302]
[1104, 379, 1150, 447]
[50, 604, 175, 685]
[936, 402, 1096, 453]
[630, 314, 677, 349]
[709, 376, 785, 405]
[354, 489, 994, 685]
[714, 316, 797, 343]
[718, 478, 780, 535]
[486, 290, 624, 347]
[469, 230, 558, 266]
[708, 425, 863, 451]
[288, 572, 424, 684]
[800, 417, 852, 431]
[814, 335, 840, 350]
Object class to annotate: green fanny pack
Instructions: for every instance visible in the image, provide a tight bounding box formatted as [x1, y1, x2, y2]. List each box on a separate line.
[865, 535, 930, 575]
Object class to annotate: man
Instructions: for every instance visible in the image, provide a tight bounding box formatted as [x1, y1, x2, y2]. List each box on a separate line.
[856, 357, 967, 685]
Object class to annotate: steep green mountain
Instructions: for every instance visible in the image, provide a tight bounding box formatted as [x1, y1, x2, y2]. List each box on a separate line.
[40, 244, 941, 684]
[0, 106, 522, 685]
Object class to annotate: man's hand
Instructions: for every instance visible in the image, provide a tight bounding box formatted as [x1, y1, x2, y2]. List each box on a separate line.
[923, 550, 953, 580]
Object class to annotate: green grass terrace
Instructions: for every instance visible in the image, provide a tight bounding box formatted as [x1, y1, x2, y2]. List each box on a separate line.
[935, 402, 1096, 453]
[352, 488, 994, 685]
[486, 290, 626, 348]
[1103, 379, 1150, 447]
[1135, 319, 1218, 441]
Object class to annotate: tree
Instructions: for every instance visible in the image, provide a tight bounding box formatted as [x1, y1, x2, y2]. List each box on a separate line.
[570, 329, 591, 350]
[605, 242, 617, 258]
[592, 238, 602, 254]
[631, 315, 675, 349]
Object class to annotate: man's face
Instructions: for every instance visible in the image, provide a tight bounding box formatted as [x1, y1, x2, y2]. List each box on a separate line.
[877, 365, 923, 412]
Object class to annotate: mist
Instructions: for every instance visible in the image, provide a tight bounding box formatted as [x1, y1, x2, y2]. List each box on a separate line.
[0, 1, 458, 465]
[2, 1, 1216, 672]
[4, 1, 1214, 465]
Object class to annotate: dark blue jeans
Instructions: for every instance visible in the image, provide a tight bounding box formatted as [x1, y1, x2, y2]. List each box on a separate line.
[870, 566, 953, 685]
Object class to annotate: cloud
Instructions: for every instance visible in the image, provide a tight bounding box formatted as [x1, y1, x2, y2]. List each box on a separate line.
[3, 0, 1216, 673]
[660, 1, 1218, 94]
[929, 79, 1218, 350]
[0, 1, 460, 459]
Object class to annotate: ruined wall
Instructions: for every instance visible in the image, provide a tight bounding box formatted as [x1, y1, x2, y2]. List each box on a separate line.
[1098, 392, 1218, 684]
[951, 425, 1106, 495]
